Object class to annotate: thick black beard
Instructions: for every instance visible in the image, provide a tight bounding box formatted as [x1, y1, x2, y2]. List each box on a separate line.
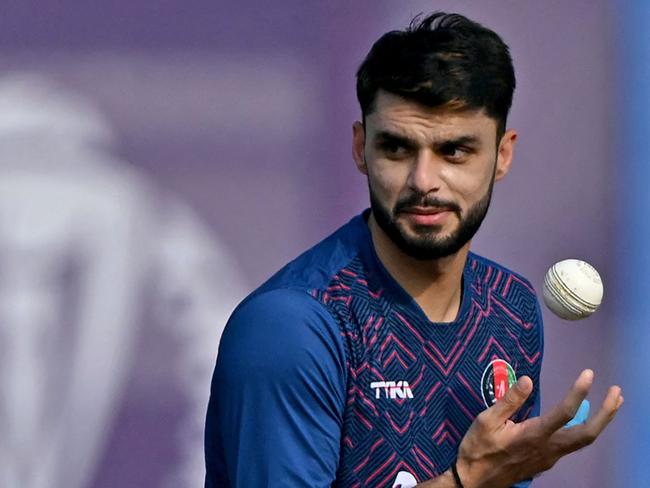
[369, 177, 495, 261]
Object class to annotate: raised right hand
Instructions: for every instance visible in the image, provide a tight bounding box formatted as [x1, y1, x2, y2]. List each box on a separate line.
[454, 369, 623, 488]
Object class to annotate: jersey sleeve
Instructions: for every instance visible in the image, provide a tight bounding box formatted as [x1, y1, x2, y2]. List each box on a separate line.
[204, 288, 347, 488]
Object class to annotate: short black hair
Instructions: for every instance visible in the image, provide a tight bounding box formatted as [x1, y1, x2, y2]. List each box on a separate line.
[356, 12, 516, 137]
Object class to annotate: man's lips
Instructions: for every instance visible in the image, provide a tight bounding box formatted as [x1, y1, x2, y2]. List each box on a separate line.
[400, 206, 454, 225]
[400, 206, 451, 215]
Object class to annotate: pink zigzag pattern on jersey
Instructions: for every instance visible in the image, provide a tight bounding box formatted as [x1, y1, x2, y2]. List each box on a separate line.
[457, 294, 491, 339]
[320, 255, 542, 487]
[426, 338, 462, 365]
[447, 386, 476, 421]
[413, 445, 437, 479]
[394, 309, 481, 377]
[327, 282, 351, 292]
[347, 384, 380, 416]
[490, 268, 503, 289]
[423, 336, 469, 377]
[432, 419, 462, 444]
[502, 273, 535, 297]
[504, 327, 541, 364]
[477, 336, 512, 363]
[340, 268, 358, 277]
[380, 333, 417, 362]
[353, 408, 373, 430]
[420, 380, 442, 417]
[353, 438, 385, 474]
[368, 288, 384, 300]
[493, 297, 535, 329]
[365, 452, 397, 486]
[483, 266, 493, 286]
[424, 381, 442, 402]
[385, 410, 415, 435]
[394, 311, 425, 342]
[457, 372, 486, 406]
[422, 282, 522, 377]
[382, 350, 409, 370]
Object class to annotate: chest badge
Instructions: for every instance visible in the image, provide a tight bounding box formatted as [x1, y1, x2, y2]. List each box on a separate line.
[481, 359, 516, 407]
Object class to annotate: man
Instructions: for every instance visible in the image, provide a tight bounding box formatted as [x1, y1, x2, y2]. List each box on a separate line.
[205, 12, 623, 488]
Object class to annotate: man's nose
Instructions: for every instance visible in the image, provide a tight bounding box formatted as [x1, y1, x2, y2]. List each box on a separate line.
[406, 150, 443, 194]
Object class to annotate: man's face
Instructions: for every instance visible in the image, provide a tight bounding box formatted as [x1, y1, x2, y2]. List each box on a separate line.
[352, 91, 515, 260]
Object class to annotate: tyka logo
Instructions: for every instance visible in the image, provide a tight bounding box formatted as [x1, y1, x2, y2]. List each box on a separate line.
[370, 381, 414, 399]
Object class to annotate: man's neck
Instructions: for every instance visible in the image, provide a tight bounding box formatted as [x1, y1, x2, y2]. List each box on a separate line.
[368, 212, 469, 323]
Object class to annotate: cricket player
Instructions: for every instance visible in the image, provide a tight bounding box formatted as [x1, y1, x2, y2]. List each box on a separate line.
[205, 12, 623, 488]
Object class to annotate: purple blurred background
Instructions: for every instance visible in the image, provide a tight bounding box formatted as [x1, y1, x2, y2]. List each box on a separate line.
[0, 1, 629, 487]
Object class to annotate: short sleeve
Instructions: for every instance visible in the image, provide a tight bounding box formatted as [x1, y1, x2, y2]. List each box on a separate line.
[204, 288, 347, 488]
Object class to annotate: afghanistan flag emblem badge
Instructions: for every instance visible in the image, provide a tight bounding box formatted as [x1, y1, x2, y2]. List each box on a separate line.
[481, 359, 517, 408]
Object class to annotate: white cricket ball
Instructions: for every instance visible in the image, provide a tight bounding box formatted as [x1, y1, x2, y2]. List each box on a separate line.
[542, 259, 603, 320]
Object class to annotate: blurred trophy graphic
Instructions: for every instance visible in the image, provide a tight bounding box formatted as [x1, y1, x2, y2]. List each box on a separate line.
[0, 74, 245, 488]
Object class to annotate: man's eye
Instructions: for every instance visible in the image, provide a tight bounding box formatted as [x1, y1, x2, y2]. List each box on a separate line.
[440, 145, 469, 160]
[380, 141, 411, 157]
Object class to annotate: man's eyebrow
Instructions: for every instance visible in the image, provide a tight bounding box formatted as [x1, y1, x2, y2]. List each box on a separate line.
[373, 130, 482, 148]
[373, 130, 418, 147]
[437, 135, 482, 147]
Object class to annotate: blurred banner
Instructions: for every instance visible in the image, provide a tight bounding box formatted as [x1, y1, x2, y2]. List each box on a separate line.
[0, 73, 247, 487]
[0, 1, 627, 487]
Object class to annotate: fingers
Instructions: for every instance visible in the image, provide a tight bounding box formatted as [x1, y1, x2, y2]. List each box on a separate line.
[585, 386, 622, 432]
[584, 385, 623, 437]
[484, 375, 533, 424]
[552, 384, 623, 454]
[538, 369, 594, 435]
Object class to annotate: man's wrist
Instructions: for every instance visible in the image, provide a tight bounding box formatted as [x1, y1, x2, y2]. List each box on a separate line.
[453, 457, 479, 488]
[451, 460, 465, 488]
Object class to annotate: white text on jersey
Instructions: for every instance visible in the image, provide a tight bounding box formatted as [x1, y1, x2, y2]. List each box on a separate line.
[370, 381, 414, 399]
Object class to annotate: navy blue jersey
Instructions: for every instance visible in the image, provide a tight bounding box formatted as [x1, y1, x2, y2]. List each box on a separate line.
[205, 210, 543, 488]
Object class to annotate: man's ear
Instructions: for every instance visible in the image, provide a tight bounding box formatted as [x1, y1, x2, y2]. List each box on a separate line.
[495, 129, 517, 181]
[352, 121, 368, 175]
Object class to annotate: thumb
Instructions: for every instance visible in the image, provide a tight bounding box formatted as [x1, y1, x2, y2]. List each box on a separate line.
[486, 376, 533, 423]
